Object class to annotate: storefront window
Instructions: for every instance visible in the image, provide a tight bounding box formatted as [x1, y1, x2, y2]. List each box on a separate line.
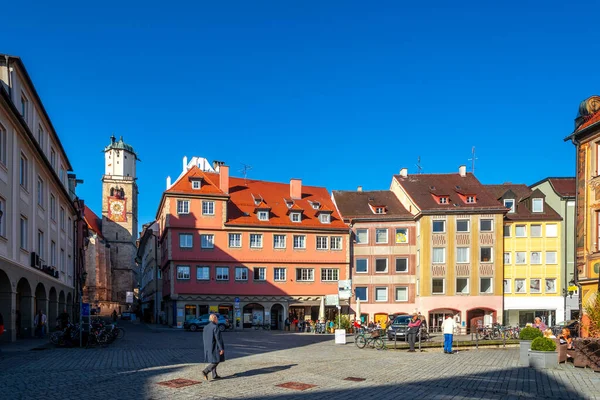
[185, 305, 197, 321]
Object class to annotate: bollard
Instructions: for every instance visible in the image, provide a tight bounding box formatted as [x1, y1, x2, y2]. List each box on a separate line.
[503, 331, 506, 348]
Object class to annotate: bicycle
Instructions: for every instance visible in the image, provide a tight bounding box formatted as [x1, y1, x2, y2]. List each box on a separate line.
[355, 330, 385, 350]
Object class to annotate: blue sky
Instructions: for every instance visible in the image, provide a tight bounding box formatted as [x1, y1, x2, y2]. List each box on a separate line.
[4, 1, 599, 227]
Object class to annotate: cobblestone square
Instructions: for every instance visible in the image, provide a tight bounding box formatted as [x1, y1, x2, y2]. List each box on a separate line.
[1, 323, 599, 400]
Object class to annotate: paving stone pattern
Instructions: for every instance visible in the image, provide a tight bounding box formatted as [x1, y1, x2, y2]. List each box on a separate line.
[0, 323, 598, 400]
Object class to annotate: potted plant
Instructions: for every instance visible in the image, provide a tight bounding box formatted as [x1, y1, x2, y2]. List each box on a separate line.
[519, 326, 543, 366]
[528, 337, 558, 369]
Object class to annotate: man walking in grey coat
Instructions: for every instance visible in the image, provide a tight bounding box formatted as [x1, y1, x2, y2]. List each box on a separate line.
[202, 314, 225, 381]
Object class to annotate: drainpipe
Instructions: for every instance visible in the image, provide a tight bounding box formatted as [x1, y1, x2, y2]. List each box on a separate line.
[348, 220, 354, 320]
[154, 231, 159, 325]
[563, 198, 568, 323]
[570, 135, 584, 333]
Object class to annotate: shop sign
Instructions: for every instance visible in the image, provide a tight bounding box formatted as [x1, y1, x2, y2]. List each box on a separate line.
[338, 280, 352, 300]
[325, 294, 339, 306]
[125, 291, 134, 304]
[209, 305, 219, 313]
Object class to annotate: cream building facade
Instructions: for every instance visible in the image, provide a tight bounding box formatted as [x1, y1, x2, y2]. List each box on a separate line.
[0, 55, 78, 341]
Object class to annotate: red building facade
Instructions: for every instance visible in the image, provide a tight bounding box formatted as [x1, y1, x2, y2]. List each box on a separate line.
[156, 161, 349, 329]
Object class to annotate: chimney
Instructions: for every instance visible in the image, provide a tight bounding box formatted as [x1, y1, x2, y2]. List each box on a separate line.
[183, 156, 188, 172]
[213, 160, 225, 172]
[219, 165, 229, 194]
[166, 176, 171, 189]
[459, 165, 466, 177]
[399, 168, 408, 178]
[290, 178, 302, 199]
[357, 186, 363, 192]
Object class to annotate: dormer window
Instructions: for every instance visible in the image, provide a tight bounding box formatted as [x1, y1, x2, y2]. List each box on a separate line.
[319, 213, 331, 224]
[369, 204, 387, 214]
[310, 201, 320, 210]
[439, 197, 449, 204]
[504, 199, 515, 213]
[465, 196, 476, 204]
[290, 212, 301, 223]
[257, 211, 269, 221]
[252, 194, 263, 206]
[284, 198, 294, 208]
[532, 198, 543, 213]
[191, 180, 201, 190]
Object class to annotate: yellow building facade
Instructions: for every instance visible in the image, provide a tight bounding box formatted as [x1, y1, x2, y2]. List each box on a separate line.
[486, 184, 564, 327]
[567, 96, 600, 337]
[392, 168, 506, 332]
[503, 220, 563, 325]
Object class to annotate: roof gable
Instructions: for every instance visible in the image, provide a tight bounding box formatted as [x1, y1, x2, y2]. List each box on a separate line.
[166, 166, 225, 196]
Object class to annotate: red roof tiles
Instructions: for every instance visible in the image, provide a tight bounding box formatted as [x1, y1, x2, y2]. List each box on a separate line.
[547, 178, 576, 198]
[165, 167, 347, 230]
[166, 166, 225, 196]
[332, 190, 412, 219]
[223, 176, 346, 230]
[576, 110, 600, 132]
[83, 206, 104, 239]
[485, 184, 562, 222]
[393, 173, 506, 213]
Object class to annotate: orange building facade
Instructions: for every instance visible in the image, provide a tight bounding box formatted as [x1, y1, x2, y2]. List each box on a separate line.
[156, 159, 350, 329]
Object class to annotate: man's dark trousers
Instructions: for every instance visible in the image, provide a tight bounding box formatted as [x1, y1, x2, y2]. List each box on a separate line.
[203, 362, 219, 378]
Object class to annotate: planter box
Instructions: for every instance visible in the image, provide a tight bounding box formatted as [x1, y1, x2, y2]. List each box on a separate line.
[528, 350, 558, 369]
[519, 340, 532, 366]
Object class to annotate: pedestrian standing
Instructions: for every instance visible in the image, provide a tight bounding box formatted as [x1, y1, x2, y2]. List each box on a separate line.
[202, 314, 225, 381]
[34, 310, 47, 338]
[407, 313, 421, 352]
[533, 317, 547, 331]
[112, 310, 118, 323]
[442, 314, 456, 354]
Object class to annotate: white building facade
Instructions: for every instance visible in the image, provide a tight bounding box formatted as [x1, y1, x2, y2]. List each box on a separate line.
[0, 55, 79, 342]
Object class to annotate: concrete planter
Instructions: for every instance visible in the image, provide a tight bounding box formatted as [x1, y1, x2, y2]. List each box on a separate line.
[528, 350, 558, 369]
[519, 340, 532, 366]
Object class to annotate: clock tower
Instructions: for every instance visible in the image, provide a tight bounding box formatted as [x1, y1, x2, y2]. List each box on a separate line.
[102, 135, 139, 308]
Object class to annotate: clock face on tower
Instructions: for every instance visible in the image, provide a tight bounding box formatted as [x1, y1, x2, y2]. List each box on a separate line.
[108, 197, 127, 222]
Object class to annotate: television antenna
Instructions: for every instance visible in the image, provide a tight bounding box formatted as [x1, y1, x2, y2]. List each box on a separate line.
[239, 163, 253, 185]
[415, 156, 423, 174]
[468, 147, 478, 175]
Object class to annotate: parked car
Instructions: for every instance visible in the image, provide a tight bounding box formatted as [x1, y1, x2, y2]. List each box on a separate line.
[184, 313, 229, 332]
[387, 315, 412, 340]
[121, 312, 132, 321]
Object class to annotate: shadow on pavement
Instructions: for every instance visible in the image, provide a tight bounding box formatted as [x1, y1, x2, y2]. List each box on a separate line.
[224, 364, 297, 379]
[240, 366, 587, 400]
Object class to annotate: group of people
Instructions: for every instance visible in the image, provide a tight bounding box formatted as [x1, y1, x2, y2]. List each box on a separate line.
[532, 316, 574, 357]
[284, 316, 336, 333]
